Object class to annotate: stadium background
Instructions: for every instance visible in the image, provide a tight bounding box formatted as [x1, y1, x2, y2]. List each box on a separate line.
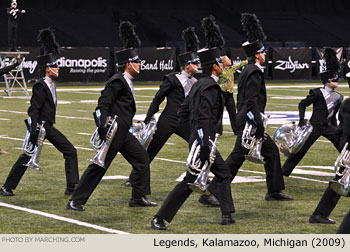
[1, 0, 350, 83]
[0, 0, 350, 235]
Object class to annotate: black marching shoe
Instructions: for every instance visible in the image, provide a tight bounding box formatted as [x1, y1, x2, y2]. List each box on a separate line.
[265, 192, 293, 201]
[151, 216, 167, 230]
[198, 194, 220, 207]
[129, 196, 157, 207]
[66, 200, 85, 211]
[309, 214, 335, 224]
[0, 186, 14, 196]
[221, 214, 236, 225]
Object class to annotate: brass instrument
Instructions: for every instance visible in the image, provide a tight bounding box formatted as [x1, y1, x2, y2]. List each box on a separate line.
[89, 115, 118, 168]
[330, 142, 350, 197]
[273, 120, 313, 157]
[129, 116, 157, 150]
[241, 112, 269, 164]
[187, 133, 220, 194]
[22, 121, 46, 171]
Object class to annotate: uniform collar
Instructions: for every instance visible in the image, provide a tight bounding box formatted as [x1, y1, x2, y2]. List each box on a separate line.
[181, 70, 191, 78]
[210, 74, 219, 83]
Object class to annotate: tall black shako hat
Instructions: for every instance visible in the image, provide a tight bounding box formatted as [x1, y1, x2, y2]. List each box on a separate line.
[197, 15, 225, 67]
[320, 48, 340, 84]
[241, 13, 266, 57]
[116, 21, 141, 66]
[37, 27, 60, 69]
[178, 27, 200, 66]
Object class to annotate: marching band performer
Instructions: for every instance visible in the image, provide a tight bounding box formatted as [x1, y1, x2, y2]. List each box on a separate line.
[7, 0, 25, 51]
[143, 27, 199, 164]
[222, 13, 292, 201]
[282, 48, 343, 177]
[309, 72, 349, 225]
[0, 28, 79, 197]
[151, 16, 235, 230]
[216, 56, 247, 135]
[66, 21, 157, 211]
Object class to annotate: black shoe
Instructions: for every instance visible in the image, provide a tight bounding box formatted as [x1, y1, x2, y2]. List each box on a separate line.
[151, 216, 167, 230]
[129, 196, 157, 207]
[221, 214, 236, 225]
[66, 200, 85, 211]
[64, 187, 75, 196]
[265, 192, 293, 201]
[0, 186, 15, 196]
[198, 194, 220, 207]
[309, 214, 335, 224]
[123, 179, 131, 187]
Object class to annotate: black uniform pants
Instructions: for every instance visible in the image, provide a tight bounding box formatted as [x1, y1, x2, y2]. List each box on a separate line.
[8, 21, 18, 51]
[155, 138, 235, 223]
[217, 91, 238, 134]
[71, 119, 150, 205]
[3, 126, 79, 190]
[147, 116, 190, 163]
[312, 137, 347, 217]
[282, 125, 341, 176]
[337, 210, 350, 234]
[225, 133, 285, 193]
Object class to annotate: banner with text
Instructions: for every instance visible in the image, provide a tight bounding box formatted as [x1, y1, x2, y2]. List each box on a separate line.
[18, 47, 109, 83]
[272, 48, 311, 80]
[316, 47, 343, 78]
[134, 47, 176, 81]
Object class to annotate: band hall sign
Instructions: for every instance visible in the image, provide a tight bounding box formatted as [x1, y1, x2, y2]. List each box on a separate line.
[272, 48, 312, 80]
[134, 47, 176, 81]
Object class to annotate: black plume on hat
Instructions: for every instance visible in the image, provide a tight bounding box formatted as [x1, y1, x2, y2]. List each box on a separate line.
[119, 21, 141, 49]
[323, 48, 340, 72]
[182, 27, 200, 53]
[201, 15, 225, 49]
[37, 27, 60, 58]
[241, 13, 266, 43]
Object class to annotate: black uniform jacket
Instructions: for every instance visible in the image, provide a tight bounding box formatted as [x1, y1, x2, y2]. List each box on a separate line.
[97, 73, 136, 127]
[27, 78, 56, 130]
[146, 73, 187, 122]
[299, 88, 343, 130]
[0, 61, 20, 76]
[178, 76, 222, 146]
[338, 98, 350, 143]
[236, 63, 266, 129]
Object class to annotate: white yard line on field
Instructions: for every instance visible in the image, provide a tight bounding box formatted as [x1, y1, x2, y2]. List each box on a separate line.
[0, 202, 129, 234]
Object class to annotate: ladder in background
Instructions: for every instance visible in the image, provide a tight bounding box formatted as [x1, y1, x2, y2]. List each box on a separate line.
[0, 51, 30, 96]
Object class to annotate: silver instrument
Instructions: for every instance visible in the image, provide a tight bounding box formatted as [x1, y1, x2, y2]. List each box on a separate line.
[89, 115, 118, 168]
[129, 116, 157, 150]
[186, 133, 220, 194]
[241, 112, 269, 164]
[273, 120, 313, 157]
[330, 142, 350, 197]
[23, 121, 46, 171]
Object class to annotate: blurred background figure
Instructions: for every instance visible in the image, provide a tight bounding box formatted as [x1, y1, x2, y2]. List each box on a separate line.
[7, 0, 26, 51]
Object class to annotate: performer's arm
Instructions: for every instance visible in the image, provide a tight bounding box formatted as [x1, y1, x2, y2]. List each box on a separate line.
[298, 89, 316, 126]
[0, 61, 20, 76]
[27, 84, 46, 130]
[246, 71, 263, 125]
[197, 86, 218, 146]
[97, 79, 123, 126]
[144, 78, 172, 123]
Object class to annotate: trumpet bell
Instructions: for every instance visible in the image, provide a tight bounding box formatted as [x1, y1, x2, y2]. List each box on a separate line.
[329, 181, 350, 197]
[244, 139, 265, 164]
[130, 116, 157, 150]
[187, 182, 211, 195]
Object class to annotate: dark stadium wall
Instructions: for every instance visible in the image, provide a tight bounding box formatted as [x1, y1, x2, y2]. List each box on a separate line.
[1, 0, 350, 48]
